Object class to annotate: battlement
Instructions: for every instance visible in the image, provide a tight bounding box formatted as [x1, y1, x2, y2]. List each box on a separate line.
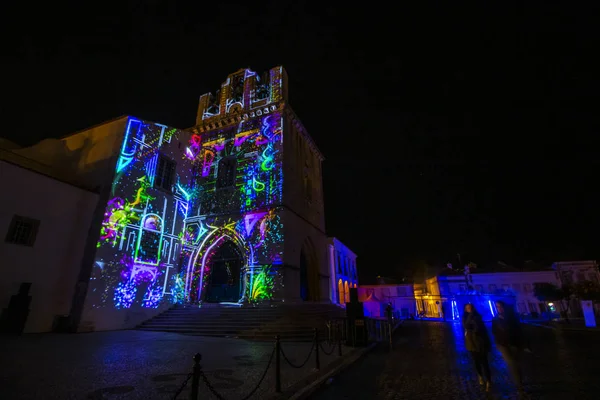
[195, 66, 288, 128]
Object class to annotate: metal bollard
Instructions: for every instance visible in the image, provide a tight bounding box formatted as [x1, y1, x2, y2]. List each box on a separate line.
[314, 328, 320, 370]
[190, 353, 201, 400]
[275, 335, 281, 393]
[338, 325, 343, 356]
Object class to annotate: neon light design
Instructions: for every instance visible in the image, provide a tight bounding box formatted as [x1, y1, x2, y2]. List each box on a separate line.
[488, 300, 495, 317]
[260, 143, 275, 171]
[185, 134, 202, 160]
[201, 149, 215, 177]
[252, 177, 265, 191]
[244, 212, 267, 237]
[248, 265, 274, 301]
[117, 119, 141, 173]
[452, 300, 459, 320]
[98, 177, 153, 247]
[88, 67, 287, 320]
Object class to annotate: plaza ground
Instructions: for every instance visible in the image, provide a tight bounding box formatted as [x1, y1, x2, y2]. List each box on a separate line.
[310, 321, 600, 399]
[0, 330, 354, 400]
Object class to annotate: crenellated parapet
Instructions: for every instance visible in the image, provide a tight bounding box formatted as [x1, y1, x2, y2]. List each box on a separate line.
[195, 66, 288, 128]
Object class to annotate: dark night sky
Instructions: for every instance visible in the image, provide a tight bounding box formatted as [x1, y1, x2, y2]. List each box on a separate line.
[3, 2, 599, 281]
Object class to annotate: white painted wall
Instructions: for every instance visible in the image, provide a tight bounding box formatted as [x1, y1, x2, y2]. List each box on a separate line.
[0, 160, 98, 333]
[358, 284, 416, 318]
[328, 237, 358, 305]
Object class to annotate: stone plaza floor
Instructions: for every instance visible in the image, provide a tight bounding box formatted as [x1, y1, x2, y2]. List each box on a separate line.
[0, 330, 354, 399]
[311, 321, 600, 400]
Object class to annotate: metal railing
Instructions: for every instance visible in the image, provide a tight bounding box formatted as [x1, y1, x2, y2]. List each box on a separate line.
[172, 327, 344, 399]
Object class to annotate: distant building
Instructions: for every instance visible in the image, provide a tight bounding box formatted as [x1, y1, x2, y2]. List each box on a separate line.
[327, 238, 357, 306]
[358, 284, 416, 318]
[553, 260, 599, 285]
[413, 261, 599, 321]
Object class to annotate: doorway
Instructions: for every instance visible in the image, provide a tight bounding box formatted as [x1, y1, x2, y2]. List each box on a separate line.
[299, 238, 320, 301]
[300, 248, 309, 301]
[204, 241, 243, 303]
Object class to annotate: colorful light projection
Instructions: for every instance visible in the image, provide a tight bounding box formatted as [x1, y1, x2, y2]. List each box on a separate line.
[90, 79, 286, 313]
[177, 111, 285, 304]
[90, 119, 195, 311]
[98, 177, 154, 247]
[247, 265, 275, 302]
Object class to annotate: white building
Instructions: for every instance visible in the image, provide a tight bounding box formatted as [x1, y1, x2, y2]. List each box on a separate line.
[358, 284, 417, 318]
[553, 261, 600, 285]
[414, 261, 599, 321]
[327, 237, 358, 306]
[0, 149, 98, 333]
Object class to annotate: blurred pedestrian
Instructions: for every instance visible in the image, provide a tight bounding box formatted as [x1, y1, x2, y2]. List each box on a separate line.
[462, 303, 492, 392]
[492, 300, 525, 394]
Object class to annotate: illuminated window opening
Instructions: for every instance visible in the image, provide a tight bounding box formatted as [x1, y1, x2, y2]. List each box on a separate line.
[344, 281, 350, 303]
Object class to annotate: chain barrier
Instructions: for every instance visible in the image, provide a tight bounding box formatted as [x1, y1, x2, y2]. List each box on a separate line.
[319, 340, 336, 356]
[198, 344, 277, 400]
[173, 323, 346, 399]
[279, 340, 315, 369]
[172, 372, 194, 400]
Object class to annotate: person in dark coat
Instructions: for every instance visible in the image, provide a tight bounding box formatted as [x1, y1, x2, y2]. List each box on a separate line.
[462, 303, 492, 391]
[492, 301, 525, 393]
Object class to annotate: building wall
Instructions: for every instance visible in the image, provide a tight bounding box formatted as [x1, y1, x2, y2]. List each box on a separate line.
[328, 238, 358, 305]
[80, 119, 195, 331]
[418, 270, 565, 320]
[0, 160, 98, 333]
[190, 67, 288, 304]
[553, 260, 600, 285]
[357, 284, 416, 318]
[280, 93, 328, 302]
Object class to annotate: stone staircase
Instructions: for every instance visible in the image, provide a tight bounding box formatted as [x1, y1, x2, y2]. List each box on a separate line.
[137, 302, 347, 341]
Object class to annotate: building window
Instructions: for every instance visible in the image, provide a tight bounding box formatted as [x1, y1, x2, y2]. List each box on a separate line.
[589, 273, 599, 284]
[576, 272, 586, 282]
[304, 176, 313, 203]
[528, 302, 537, 313]
[155, 155, 176, 191]
[502, 284, 510, 292]
[217, 157, 237, 188]
[458, 284, 466, 293]
[512, 283, 521, 292]
[5, 215, 40, 247]
[488, 284, 497, 293]
[337, 252, 342, 274]
[523, 283, 532, 293]
[137, 229, 161, 264]
[475, 285, 483, 292]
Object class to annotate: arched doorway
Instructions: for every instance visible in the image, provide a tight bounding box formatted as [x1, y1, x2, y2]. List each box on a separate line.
[204, 241, 244, 303]
[338, 279, 344, 305]
[299, 238, 320, 301]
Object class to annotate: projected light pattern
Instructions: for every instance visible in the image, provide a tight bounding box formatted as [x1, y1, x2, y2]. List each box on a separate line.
[89, 119, 195, 311]
[87, 68, 286, 318]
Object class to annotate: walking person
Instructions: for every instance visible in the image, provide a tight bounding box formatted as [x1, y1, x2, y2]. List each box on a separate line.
[462, 303, 492, 392]
[492, 300, 525, 394]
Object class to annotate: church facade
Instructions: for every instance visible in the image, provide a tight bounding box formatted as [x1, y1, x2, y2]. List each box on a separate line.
[74, 67, 329, 330]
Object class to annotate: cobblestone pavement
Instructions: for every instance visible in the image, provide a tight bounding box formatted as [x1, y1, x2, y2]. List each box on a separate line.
[0, 330, 352, 400]
[311, 321, 600, 400]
